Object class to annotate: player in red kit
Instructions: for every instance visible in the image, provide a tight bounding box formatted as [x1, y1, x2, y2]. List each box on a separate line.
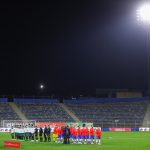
[81, 126, 85, 144]
[70, 125, 74, 142]
[72, 128, 78, 144]
[84, 127, 89, 144]
[77, 126, 82, 144]
[71, 126, 75, 143]
[89, 126, 95, 144]
[53, 126, 58, 142]
[95, 128, 102, 145]
[57, 127, 63, 143]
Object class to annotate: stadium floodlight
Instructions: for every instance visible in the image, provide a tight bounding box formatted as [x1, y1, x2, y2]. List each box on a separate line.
[136, 3, 150, 24]
[40, 84, 44, 89]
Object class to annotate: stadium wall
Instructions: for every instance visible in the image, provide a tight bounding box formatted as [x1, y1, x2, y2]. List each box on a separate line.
[116, 92, 143, 98]
[13, 98, 58, 104]
[0, 98, 8, 103]
[63, 97, 149, 103]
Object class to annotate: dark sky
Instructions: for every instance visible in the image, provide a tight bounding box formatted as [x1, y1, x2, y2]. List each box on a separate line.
[0, 0, 148, 96]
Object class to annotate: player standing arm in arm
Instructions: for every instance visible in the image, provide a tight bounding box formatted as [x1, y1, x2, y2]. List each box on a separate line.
[53, 126, 58, 142]
[90, 126, 95, 144]
[77, 126, 82, 144]
[57, 127, 63, 143]
[96, 128, 102, 145]
[84, 127, 89, 144]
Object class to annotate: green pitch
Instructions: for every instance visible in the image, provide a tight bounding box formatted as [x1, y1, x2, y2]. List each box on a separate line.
[0, 132, 150, 150]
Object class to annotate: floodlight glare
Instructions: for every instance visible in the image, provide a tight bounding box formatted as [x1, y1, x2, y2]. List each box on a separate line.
[40, 84, 44, 89]
[137, 4, 150, 23]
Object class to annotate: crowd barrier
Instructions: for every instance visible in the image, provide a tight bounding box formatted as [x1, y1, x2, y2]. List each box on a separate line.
[0, 127, 148, 133]
[0, 97, 149, 103]
[0, 98, 8, 103]
[63, 97, 149, 104]
[13, 98, 58, 104]
[35, 122, 65, 128]
[101, 128, 140, 132]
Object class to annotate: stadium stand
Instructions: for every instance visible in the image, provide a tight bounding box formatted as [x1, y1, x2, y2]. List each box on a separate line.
[0, 99, 20, 127]
[64, 97, 149, 127]
[0, 97, 149, 128]
[16, 103, 74, 122]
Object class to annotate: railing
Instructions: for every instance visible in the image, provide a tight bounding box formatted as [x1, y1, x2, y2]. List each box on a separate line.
[0, 119, 149, 128]
[94, 120, 145, 128]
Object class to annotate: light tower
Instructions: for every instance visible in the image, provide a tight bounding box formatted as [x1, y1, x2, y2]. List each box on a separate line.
[136, 3, 150, 92]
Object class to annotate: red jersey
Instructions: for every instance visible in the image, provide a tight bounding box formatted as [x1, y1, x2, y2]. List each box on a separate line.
[77, 128, 81, 136]
[96, 128, 102, 137]
[53, 127, 57, 134]
[70, 127, 74, 135]
[81, 128, 86, 136]
[90, 128, 94, 136]
[84, 128, 89, 136]
[73, 128, 78, 136]
[71, 127, 75, 135]
[57, 128, 62, 135]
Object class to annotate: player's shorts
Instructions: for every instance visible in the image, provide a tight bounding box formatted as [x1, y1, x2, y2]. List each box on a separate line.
[53, 134, 58, 138]
[96, 136, 101, 139]
[70, 134, 73, 138]
[90, 135, 94, 139]
[72, 135, 77, 139]
[82, 136, 86, 139]
[58, 134, 62, 138]
[78, 135, 81, 139]
[85, 135, 89, 139]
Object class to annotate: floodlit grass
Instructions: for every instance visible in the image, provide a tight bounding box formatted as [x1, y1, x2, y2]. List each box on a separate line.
[0, 132, 150, 150]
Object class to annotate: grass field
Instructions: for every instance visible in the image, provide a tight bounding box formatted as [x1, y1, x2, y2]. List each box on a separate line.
[0, 132, 150, 150]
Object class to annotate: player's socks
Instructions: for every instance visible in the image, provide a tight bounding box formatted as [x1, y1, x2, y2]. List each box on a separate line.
[96, 139, 98, 144]
[80, 139, 82, 144]
[99, 139, 101, 145]
[72, 139, 74, 143]
[76, 139, 78, 144]
[89, 139, 91, 143]
[74, 139, 77, 144]
[88, 139, 90, 144]
[60, 139, 62, 143]
[92, 139, 95, 144]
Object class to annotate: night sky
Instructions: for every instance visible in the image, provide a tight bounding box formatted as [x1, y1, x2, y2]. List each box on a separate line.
[0, 0, 148, 96]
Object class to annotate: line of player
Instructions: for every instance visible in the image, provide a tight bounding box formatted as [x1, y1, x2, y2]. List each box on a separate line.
[53, 126, 102, 145]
